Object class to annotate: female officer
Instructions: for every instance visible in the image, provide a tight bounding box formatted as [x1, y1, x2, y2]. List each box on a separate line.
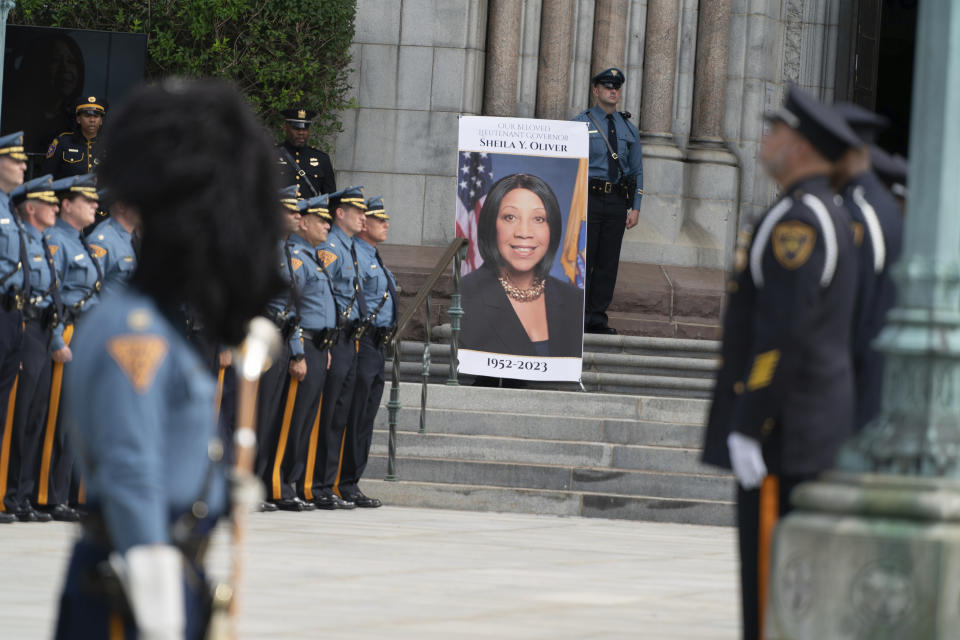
[55, 79, 282, 640]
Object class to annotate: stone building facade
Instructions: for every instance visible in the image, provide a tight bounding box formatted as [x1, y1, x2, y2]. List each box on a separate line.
[333, 0, 852, 271]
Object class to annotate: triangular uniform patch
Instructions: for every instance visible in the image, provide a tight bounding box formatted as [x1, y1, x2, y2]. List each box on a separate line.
[291, 257, 303, 272]
[317, 250, 338, 267]
[106, 335, 169, 393]
[48, 245, 59, 256]
[88, 244, 107, 259]
[772, 221, 816, 270]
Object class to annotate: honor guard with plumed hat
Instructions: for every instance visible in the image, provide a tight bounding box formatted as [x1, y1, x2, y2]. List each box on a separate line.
[701, 84, 861, 640]
[337, 194, 397, 508]
[41, 96, 107, 179]
[0, 132, 29, 524]
[277, 107, 336, 198]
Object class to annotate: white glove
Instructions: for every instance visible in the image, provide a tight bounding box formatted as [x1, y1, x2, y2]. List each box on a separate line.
[727, 432, 767, 490]
[111, 545, 186, 640]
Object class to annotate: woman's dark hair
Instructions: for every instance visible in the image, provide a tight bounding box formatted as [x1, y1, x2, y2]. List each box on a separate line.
[98, 78, 283, 345]
[476, 173, 563, 280]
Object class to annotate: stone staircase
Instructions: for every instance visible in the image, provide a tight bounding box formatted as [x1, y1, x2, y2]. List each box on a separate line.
[361, 382, 735, 526]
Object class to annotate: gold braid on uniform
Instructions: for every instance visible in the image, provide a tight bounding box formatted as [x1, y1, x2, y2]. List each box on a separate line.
[498, 275, 545, 302]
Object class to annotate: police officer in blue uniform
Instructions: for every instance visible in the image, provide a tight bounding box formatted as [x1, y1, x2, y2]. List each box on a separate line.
[276, 108, 336, 198]
[34, 174, 103, 522]
[701, 85, 861, 640]
[307, 185, 368, 509]
[2, 175, 63, 523]
[338, 195, 396, 508]
[573, 68, 644, 334]
[54, 79, 283, 640]
[833, 103, 904, 432]
[87, 190, 138, 296]
[0, 132, 29, 524]
[41, 96, 107, 179]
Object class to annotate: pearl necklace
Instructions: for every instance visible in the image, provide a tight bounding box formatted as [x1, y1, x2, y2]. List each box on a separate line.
[498, 275, 545, 302]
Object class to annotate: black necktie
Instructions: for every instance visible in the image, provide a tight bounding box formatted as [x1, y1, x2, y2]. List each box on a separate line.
[41, 237, 64, 322]
[375, 249, 397, 325]
[79, 233, 104, 290]
[349, 242, 368, 316]
[17, 226, 30, 298]
[606, 113, 619, 182]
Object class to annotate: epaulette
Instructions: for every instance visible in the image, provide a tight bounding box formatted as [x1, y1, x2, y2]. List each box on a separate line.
[620, 111, 632, 120]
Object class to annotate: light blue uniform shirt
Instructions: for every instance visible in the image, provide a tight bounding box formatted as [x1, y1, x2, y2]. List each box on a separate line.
[265, 238, 306, 356]
[45, 218, 101, 350]
[0, 192, 28, 293]
[289, 232, 337, 331]
[573, 105, 645, 209]
[355, 237, 396, 328]
[318, 224, 360, 322]
[23, 222, 55, 310]
[88, 217, 136, 296]
[63, 291, 226, 553]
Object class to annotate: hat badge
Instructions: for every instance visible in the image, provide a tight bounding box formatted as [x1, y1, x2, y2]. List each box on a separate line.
[611, 69, 618, 77]
[87, 96, 96, 103]
[298, 109, 306, 119]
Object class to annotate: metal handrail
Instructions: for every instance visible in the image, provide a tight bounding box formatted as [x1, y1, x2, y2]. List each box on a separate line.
[385, 237, 467, 481]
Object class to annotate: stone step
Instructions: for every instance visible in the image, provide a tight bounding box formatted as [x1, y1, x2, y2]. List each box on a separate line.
[360, 478, 736, 526]
[374, 407, 706, 448]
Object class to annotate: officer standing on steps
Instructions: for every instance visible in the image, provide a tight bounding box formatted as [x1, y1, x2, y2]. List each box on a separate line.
[573, 68, 644, 335]
[337, 195, 396, 508]
[41, 96, 107, 179]
[0, 132, 29, 524]
[276, 108, 336, 198]
[701, 85, 861, 640]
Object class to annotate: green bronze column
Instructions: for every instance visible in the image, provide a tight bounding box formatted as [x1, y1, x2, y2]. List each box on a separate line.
[767, 3, 960, 638]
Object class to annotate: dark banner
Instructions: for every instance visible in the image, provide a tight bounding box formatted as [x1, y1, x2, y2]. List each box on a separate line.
[2, 25, 146, 156]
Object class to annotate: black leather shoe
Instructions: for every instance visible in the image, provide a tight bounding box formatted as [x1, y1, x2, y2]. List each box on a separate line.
[43, 505, 80, 522]
[260, 501, 279, 512]
[585, 325, 617, 335]
[294, 497, 316, 511]
[0, 512, 14, 523]
[274, 498, 307, 512]
[342, 492, 382, 508]
[314, 491, 356, 510]
[16, 507, 53, 522]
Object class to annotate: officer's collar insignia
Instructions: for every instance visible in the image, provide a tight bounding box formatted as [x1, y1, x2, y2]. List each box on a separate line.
[772, 221, 816, 270]
[127, 309, 152, 330]
[318, 250, 338, 267]
[48, 245, 59, 256]
[106, 334, 169, 393]
[291, 257, 303, 272]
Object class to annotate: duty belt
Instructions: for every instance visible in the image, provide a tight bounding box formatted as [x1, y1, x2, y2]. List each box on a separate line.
[265, 307, 298, 340]
[588, 178, 624, 196]
[22, 303, 58, 329]
[300, 327, 339, 350]
[369, 326, 396, 347]
[1, 288, 26, 312]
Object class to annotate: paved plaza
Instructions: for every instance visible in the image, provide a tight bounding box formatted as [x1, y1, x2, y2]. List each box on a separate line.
[2, 506, 739, 639]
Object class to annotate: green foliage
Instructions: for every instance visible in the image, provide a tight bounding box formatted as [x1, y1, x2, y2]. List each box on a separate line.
[12, 0, 357, 147]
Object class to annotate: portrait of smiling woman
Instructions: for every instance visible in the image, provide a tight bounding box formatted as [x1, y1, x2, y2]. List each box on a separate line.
[460, 173, 584, 358]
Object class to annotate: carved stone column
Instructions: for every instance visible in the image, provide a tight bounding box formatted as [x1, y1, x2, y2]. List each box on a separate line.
[689, 0, 731, 146]
[483, 0, 524, 116]
[536, 0, 575, 120]
[640, 0, 680, 142]
[591, 0, 629, 77]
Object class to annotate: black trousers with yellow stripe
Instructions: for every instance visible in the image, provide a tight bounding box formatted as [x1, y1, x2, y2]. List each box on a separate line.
[0, 306, 24, 514]
[737, 474, 810, 640]
[3, 321, 52, 513]
[313, 334, 358, 496]
[254, 343, 291, 485]
[35, 323, 76, 508]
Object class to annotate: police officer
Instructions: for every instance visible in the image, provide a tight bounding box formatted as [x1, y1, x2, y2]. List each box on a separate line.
[2, 175, 63, 523]
[87, 190, 138, 295]
[870, 147, 908, 212]
[337, 195, 396, 508]
[41, 96, 107, 179]
[573, 68, 644, 334]
[307, 185, 368, 509]
[701, 85, 861, 640]
[276, 108, 336, 198]
[833, 103, 904, 431]
[54, 78, 283, 640]
[33, 174, 103, 522]
[0, 132, 29, 524]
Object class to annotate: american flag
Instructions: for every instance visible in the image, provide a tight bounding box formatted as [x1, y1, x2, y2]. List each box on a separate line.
[456, 151, 493, 274]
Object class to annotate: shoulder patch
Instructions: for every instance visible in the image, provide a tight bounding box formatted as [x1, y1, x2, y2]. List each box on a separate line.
[772, 221, 816, 270]
[46, 138, 59, 158]
[291, 257, 303, 272]
[48, 244, 59, 256]
[317, 250, 338, 267]
[88, 244, 107, 259]
[106, 334, 169, 393]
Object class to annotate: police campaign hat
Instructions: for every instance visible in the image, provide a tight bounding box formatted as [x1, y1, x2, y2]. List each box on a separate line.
[764, 85, 860, 161]
[76, 96, 107, 116]
[870, 145, 908, 198]
[0, 131, 28, 161]
[330, 185, 367, 211]
[591, 67, 624, 88]
[53, 173, 99, 201]
[10, 174, 58, 205]
[280, 107, 317, 129]
[279, 184, 301, 212]
[364, 195, 389, 220]
[834, 101, 890, 144]
[305, 193, 333, 220]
